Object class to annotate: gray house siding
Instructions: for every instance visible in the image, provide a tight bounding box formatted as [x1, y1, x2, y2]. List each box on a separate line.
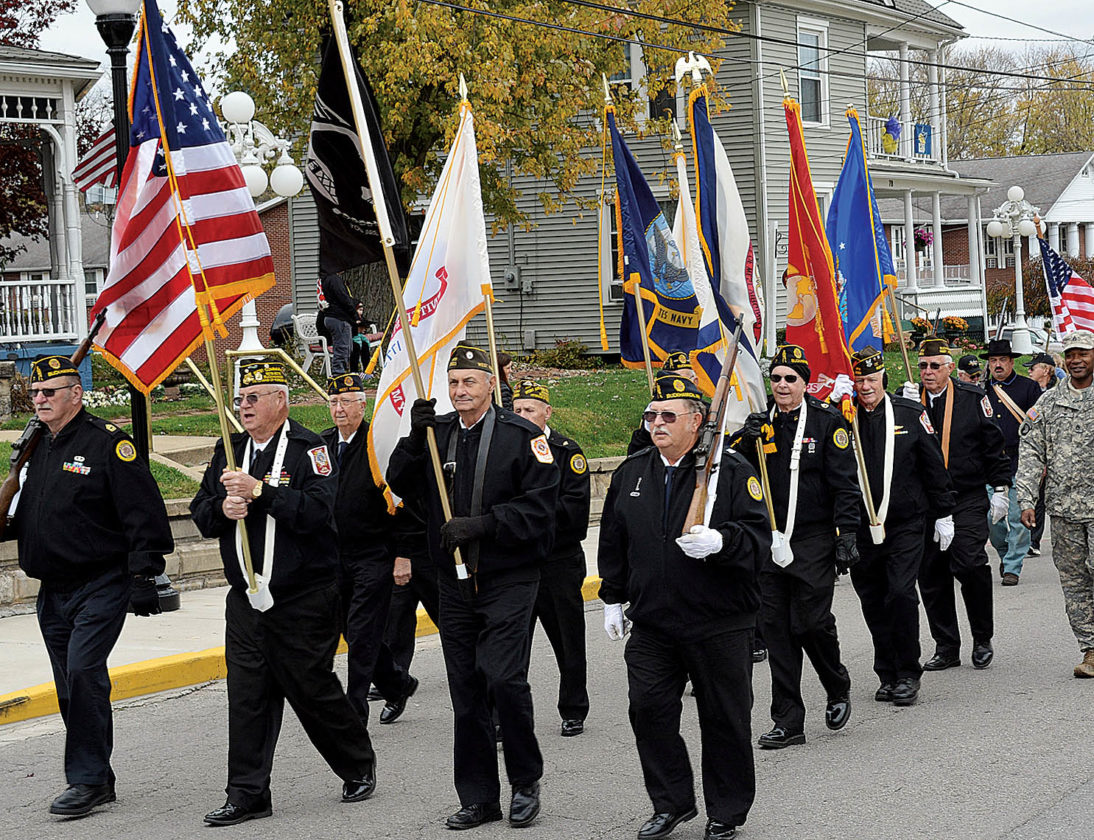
[289, 193, 320, 316]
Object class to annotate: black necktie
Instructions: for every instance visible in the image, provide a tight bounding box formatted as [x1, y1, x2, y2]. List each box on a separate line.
[337, 440, 348, 467]
[249, 446, 266, 479]
[663, 465, 677, 529]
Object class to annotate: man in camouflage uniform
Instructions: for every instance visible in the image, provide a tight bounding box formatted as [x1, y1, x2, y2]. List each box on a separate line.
[1017, 329, 1094, 678]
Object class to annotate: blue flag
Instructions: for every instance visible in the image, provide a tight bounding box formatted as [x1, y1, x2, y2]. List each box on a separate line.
[826, 108, 896, 351]
[607, 109, 700, 369]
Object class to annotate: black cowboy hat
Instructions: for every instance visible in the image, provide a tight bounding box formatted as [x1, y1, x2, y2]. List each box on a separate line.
[980, 339, 1021, 360]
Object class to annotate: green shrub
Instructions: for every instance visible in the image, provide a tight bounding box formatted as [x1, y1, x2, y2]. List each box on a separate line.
[525, 338, 601, 370]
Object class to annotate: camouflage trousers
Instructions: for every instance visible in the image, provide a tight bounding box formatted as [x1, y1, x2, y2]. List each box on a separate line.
[1051, 517, 1094, 651]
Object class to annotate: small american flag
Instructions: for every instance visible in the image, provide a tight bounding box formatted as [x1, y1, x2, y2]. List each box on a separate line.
[72, 127, 117, 192]
[1039, 237, 1094, 336]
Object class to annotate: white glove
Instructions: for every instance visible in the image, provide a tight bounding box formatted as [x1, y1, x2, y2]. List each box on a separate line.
[901, 380, 920, 400]
[830, 373, 854, 402]
[990, 490, 1010, 524]
[675, 524, 724, 559]
[933, 515, 955, 552]
[604, 603, 629, 640]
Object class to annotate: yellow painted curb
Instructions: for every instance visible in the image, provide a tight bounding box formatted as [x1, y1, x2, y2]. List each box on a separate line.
[0, 576, 603, 726]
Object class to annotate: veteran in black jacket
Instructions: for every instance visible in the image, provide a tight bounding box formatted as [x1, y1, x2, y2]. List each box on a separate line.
[599, 373, 770, 840]
[732, 345, 860, 751]
[513, 379, 592, 737]
[387, 344, 559, 831]
[10, 356, 173, 819]
[849, 349, 955, 709]
[190, 362, 376, 827]
[902, 338, 1011, 672]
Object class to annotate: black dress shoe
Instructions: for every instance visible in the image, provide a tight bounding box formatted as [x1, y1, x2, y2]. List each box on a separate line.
[203, 800, 272, 826]
[874, 682, 895, 702]
[445, 802, 503, 830]
[704, 818, 738, 840]
[366, 685, 384, 702]
[637, 806, 698, 840]
[972, 641, 994, 670]
[923, 652, 960, 671]
[49, 783, 116, 817]
[891, 677, 920, 707]
[757, 726, 806, 749]
[825, 696, 851, 731]
[379, 675, 419, 724]
[560, 718, 584, 737]
[752, 647, 768, 663]
[342, 764, 376, 802]
[509, 783, 540, 827]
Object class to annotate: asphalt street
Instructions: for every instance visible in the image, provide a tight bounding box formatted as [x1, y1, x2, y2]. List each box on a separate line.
[2, 544, 1093, 840]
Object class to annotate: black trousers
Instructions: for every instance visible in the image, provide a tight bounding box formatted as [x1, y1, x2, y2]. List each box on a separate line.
[36, 569, 129, 786]
[625, 625, 755, 827]
[383, 554, 440, 673]
[224, 583, 374, 809]
[529, 549, 590, 722]
[918, 491, 993, 656]
[437, 574, 542, 806]
[760, 532, 850, 732]
[851, 516, 925, 684]
[339, 554, 410, 721]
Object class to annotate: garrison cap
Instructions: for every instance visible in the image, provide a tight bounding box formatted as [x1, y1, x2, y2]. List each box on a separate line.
[240, 361, 288, 387]
[770, 344, 811, 382]
[30, 355, 79, 383]
[1063, 330, 1094, 352]
[651, 372, 705, 403]
[660, 350, 691, 372]
[918, 337, 951, 357]
[327, 373, 365, 394]
[851, 347, 885, 377]
[448, 343, 494, 374]
[512, 380, 550, 404]
[957, 354, 981, 375]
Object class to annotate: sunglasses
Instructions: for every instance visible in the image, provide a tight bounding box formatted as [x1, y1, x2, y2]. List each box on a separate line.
[232, 390, 280, 410]
[769, 373, 800, 383]
[30, 384, 77, 399]
[642, 410, 686, 424]
[918, 361, 947, 370]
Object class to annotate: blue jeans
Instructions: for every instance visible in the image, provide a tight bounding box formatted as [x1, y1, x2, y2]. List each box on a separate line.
[327, 317, 352, 375]
[987, 484, 1030, 577]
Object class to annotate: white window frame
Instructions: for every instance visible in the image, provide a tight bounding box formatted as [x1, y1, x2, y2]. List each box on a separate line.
[603, 199, 625, 304]
[608, 42, 649, 124]
[797, 18, 829, 127]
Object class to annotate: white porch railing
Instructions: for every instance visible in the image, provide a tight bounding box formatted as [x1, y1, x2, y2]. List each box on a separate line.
[895, 263, 974, 288]
[865, 116, 939, 163]
[0, 277, 81, 341]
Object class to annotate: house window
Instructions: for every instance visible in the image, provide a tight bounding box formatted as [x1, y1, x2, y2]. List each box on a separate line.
[603, 197, 677, 304]
[985, 235, 1015, 268]
[890, 227, 906, 264]
[84, 269, 102, 299]
[609, 42, 649, 122]
[797, 20, 828, 125]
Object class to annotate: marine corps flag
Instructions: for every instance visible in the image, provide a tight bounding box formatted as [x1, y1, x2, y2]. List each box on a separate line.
[306, 36, 410, 276]
[783, 97, 854, 400]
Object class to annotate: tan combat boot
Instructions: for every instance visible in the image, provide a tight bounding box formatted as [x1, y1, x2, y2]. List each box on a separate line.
[1074, 650, 1094, 678]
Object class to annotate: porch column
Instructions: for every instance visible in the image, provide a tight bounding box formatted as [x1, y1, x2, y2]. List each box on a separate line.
[904, 189, 918, 293]
[899, 42, 911, 160]
[1048, 222, 1061, 252]
[966, 196, 982, 289]
[928, 50, 940, 162]
[939, 46, 949, 167]
[1067, 223, 1080, 255]
[1086, 223, 1094, 259]
[931, 191, 944, 287]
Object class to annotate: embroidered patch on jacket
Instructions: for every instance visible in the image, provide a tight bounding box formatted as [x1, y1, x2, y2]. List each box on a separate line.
[981, 396, 993, 418]
[747, 476, 763, 501]
[105, 423, 118, 432]
[570, 453, 587, 475]
[833, 428, 849, 449]
[115, 441, 136, 462]
[531, 435, 554, 464]
[308, 445, 332, 476]
[919, 413, 935, 435]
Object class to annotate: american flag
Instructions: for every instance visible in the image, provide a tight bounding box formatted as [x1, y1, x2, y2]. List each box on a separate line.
[72, 127, 117, 192]
[89, 0, 274, 392]
[1039, 236, 1094, 336]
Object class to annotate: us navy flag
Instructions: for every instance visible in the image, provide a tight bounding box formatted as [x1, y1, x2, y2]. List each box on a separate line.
[306, 37, 409, 275]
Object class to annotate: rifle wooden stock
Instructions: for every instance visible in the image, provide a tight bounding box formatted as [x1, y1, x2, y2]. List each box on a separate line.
[683, 322, 745, 533]
[0, 312, 107, 539]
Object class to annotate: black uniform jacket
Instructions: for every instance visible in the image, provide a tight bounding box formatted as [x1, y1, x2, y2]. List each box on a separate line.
[190, 419, 340, 598]
[321, 422, 395, 563]
[731, 395, 859, 541]
[13, 409, 172, 589]
[856, 395, 956, 525]
[386, 407, 560, 586]
[597, 445, 771, 641]
[985, 372, 1041, 475]
[547, 428, 591, 556]
[913, 379, 1011, 493]
[627, 425, 653, 456]
[320, 272, 358, 324]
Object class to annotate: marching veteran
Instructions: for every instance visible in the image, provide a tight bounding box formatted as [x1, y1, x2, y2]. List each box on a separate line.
[1017, 329, 1094, 677]
[387, 343, 559, 830]
[10, 355, 173, 818]
[628, 350, 697, 456]
[598, 373, 770, 840]
[512, 379, 592, 738]
[190, 362, 377, 827]
[733, 345, 860, 750]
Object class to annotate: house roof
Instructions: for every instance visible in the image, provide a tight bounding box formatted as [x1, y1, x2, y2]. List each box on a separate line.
[870, 0, 963, 30]
[1, 211, 111, 272]
[0, 44, 100, 71]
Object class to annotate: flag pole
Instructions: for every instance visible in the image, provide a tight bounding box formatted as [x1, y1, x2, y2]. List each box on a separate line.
[885, 285, 914, 382]
[363, 307, 398, 376]
[328, 0, 467, 577]
[850, 411, 885, 544]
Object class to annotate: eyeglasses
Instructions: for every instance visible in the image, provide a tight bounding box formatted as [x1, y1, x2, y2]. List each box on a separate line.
[769, 373, 800, 383]
[329, 397, 364, 407]
[232, 390, 280, 410]
[918, 361, 947, 370]
[30, 384, 77, 399]
[643, 410, 685, 424]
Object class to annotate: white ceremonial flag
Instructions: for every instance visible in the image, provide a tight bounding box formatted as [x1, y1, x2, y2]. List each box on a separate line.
[367, 104, 491, 509]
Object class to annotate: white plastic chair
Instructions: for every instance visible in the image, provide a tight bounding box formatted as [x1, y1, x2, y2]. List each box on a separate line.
[292, 313, 332, 379]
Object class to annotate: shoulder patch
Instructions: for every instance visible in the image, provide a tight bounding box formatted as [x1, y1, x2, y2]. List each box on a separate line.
[308, 445, 332, 476]
[115, 440, 137, 462]
[569, 452, 587, 474]
[104, 422, 118, 433]
[747, 475, 764, 501]
[1027, 405, 1041, 422]
[981, 396, 993, 418]
[531, 434, 554, 465]
[920, 412, 935, 435]
[833, 428, 849, 449]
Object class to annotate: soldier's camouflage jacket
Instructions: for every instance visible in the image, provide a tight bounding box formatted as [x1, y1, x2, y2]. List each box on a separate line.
[1016, 381, 1094, 521]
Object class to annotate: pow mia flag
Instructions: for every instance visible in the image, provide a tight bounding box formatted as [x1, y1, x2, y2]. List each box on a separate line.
[306, 36, 410, 276]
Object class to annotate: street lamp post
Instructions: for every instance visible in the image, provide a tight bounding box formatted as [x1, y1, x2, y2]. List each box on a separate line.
[986, 185, 1040, 354]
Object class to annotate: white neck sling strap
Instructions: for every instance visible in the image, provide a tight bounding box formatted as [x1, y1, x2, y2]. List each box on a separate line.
[769, 401, 808, 567]
[234, 419, 291, 611]
[856, 396, 895, 544]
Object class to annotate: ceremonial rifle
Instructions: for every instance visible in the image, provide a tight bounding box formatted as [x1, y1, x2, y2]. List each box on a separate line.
[0, 311, 107, 538]
[683, 320, 745, 533]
